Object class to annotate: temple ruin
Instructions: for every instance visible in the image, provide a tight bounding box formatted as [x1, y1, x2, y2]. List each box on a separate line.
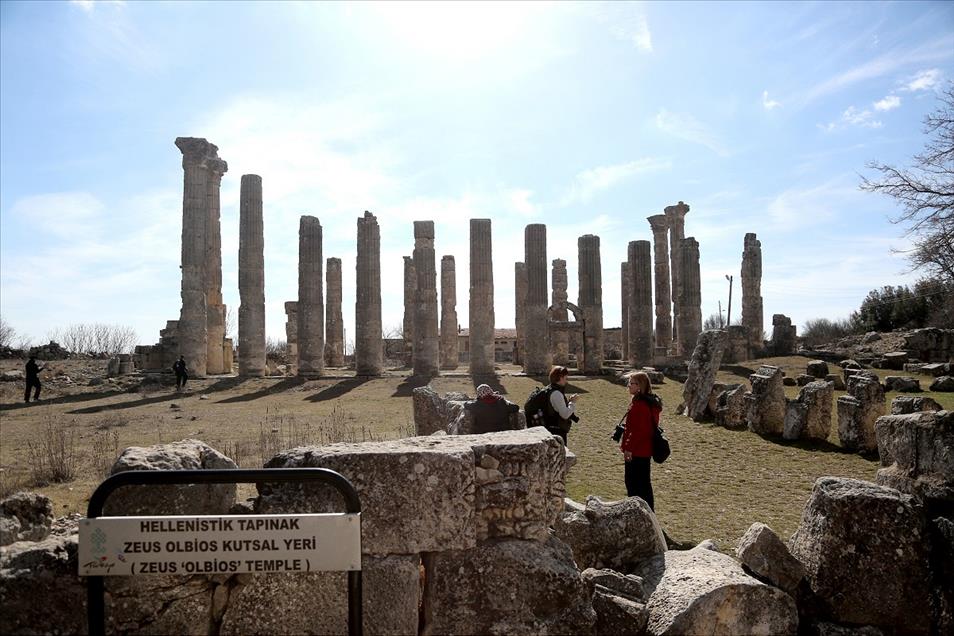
[469, 219, 495, 375]
[237, 174, 265, 377]
[355, 211, 382, 376]
[412, 221, 439, 377]
[440, 256, 459, 370]
[297, 216, 324, 377]
[325, 257, 344, 367]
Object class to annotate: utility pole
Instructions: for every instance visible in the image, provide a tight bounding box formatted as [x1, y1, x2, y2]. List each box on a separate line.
[725, 274, 734, 327]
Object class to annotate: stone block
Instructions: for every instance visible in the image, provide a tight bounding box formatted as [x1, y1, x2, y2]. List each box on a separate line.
[104, 439, 238, 516]
[714, 385, 746, 428]
[837, 375, 885, 453]
[0, 492, 53, 545]
[421, 536, 595, 635]
[882, 351, 908, 370]
[746, 365, 786, 436]
[582, 567, 646, 600]
[930, 375, 954, 392]
[890, 395, 942, 414]
[553, 495, 666, 572]
[796, 373, 815, 387]
[788, 477, 931, 633]
[884, 375, 921, 392]
[592, 587, 649, 636]
[806, 360, 829, 378]
[736, 522, 806, 596]
[783, 380, 833, 441]
[825, 373, 846, 390]
[221, 554, 420, 636]
[682, 329, 727, 422]
[875, 410, 954, 505]
[634, 544, 797, 635]
[839, 359, 862, 369]
[921, 362, 951, 377]
[782, 376, 797, 386]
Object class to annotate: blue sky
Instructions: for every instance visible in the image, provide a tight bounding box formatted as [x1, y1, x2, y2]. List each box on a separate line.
[1, 1, 952, 348]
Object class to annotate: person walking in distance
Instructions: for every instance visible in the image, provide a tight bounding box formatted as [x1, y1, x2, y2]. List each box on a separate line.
[24, 355, 44, 403]
[547, 365, 580, 445]
[619, 371, 662, 511]
[172, 356, 188, 391]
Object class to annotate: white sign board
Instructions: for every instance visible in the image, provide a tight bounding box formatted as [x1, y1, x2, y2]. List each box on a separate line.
[78, 513, 361, 576]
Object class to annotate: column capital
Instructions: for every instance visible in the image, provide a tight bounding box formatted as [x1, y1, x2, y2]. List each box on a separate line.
[647, 214, 669, 233]
[175, 137, 218, 167]
[664, 201, 690, 221]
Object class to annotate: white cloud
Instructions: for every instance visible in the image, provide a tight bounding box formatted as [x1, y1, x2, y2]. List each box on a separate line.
[819, 106, 883, 132]
[69, 0, 126, 13]
[901, 68, 943, 92]
[10, 191, 105, 240]
[873, 95, 901, 111]
[613, 15, 653, 52]
[762, 91, 781, 110]
[592, 3, 652, 53]
[655, 110, 729, 157]
[562, 158, 671, 205]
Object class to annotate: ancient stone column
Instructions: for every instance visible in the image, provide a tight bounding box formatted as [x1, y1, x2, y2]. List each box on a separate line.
[402, 256, 416, 365]
[284, 301, 298, 374]
[770, 314, 797, 356]
[325, 257, 344, 367]
[204, 156, 228, 374]
[523, 224, 550, 375]
[469, 219, 495, 375]
[628, 241, 653, 367]
[578, 235, 603, 374]
[515, 262, 527, 366]
[175, 137, 221, 377]
[647, 214, 672, 354]
[551, 258, 569, 366]
[664, 201, 689, 342]
[621, 262, 630, 362]
[678, 237, 702, 356]
[355, 211, 382, 375]
[440, 256, 459, 369]
[741, 233, 764, 356]
[297, 216, 324, 377]
[413, 221, 439, 377]
[238, 174, 265, 377]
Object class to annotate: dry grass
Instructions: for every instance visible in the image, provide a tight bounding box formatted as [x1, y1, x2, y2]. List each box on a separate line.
[25, 409, 78, 486]
[1, 356, 951, 548]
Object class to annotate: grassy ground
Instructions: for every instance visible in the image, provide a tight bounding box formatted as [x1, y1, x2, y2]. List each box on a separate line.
[1, 356, 951, 550]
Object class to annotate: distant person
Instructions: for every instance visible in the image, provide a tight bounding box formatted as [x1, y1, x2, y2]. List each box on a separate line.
[465, 384, 520, 434]
[546, 365, 579, 445]
[24, 355, 44, 403]
[172, 356, 188, 390]
[619, 371, 663, 511]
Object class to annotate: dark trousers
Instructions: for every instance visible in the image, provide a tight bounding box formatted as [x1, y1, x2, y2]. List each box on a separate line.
[175, 373, 187, 389]
[625, 456, 654, 511]
[545, 427, 567, 446]
[24, 378, 40, 402]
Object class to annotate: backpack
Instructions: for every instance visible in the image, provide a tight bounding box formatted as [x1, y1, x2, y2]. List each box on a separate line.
[524, 386, 556, 429]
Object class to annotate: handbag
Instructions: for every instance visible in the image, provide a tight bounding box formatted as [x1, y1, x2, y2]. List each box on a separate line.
[610, 411, 627, 442]
[652, 426, 671, 464]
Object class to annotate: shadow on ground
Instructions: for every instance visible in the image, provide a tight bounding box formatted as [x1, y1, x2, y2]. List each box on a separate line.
[391, 375, 431, 398]
[217, 377, 306, 404]
[306, 377, 370, 402]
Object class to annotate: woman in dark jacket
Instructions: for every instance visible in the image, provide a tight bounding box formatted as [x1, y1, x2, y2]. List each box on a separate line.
[546, 366, 579, 445]
[619, 371, 662, 511]
[465, 384, 520, 434]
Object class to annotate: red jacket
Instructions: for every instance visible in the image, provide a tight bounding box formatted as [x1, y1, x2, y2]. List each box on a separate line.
[621, 396, 661, 458]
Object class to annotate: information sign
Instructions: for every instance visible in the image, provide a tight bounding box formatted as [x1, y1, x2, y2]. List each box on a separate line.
[79, 512, 361, 576]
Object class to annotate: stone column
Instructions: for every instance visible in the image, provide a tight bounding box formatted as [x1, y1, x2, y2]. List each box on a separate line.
[469, 219, 495, 375]
[284, 301, 298, 375]
[238, 174, 265, 377]
[297, 216, 324, 377]
[325, 257, 344, 367]
[205, 156, 228, 374]
[578, 235, 603, 374]
[175, 137, 221, 378]
[664, 201, 689, 343]
[355, 211, 382, 375]
[412, 221, 439, 377]
[514, 262, 527, 366]
[440, 256, 459, 369]
[524, 224, 550, 375]
[551, 258, 569, 366]
[621, 262, 630, 362]
[677, 237, 702, 356]
[402, 256, 415, 365]
[741, 233, 764, 356]
[628, 240, 653, 367]
[647, 214, 672, 355]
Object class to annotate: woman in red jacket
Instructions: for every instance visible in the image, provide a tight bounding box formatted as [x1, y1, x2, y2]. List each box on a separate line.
[620, 371, 662, 511]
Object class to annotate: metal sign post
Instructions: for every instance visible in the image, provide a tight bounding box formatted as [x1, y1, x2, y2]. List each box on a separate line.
[82, 468, 362, 636]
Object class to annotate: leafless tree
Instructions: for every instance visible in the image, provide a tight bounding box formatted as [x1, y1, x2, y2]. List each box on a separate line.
[224, 306, 236, 341]
[52, 323, 137, 355]
[861, 83, 954, 281]
[0, 317, 14, 349]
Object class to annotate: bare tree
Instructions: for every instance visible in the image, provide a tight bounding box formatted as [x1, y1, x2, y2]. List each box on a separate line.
[861, 83, 954, 281]
[0, 317, 14, 349]
[224, 306, 236, 341]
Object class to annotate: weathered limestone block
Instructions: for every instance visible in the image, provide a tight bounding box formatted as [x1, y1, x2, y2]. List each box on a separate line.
[634, 544, 798, 636]
[714, 384, 747, 428]
[745, 365, 786, 436]
[930, 375, 954, 392]
[840, 359, 862, 369]
[837, 374, 885, 452]
[903, 327, 954, 362]
[882, 351, 908, 370]
[884, 375, 921, 392]
[104, 439, 238, 516]
[806, 360, 829, 378]
[782, 376, 797, 386]
[783, 380, 833, 441]
[825, 373, 846, 390]
[412, 385, 465, 436]
[722, 324, 749, 364]
[592, 587, 650, 636]
[788, 477, 931, 633]
[582, 567, 646, 601]
[770, 314, 797, 356]
[421, 536, 596, 636]
[682, 329, 727, 421]
[736, 522, 807, 596]
[221, 554, 420, 636]
[106, 572, 213, 635]
[921, 362, 951, 377]
[0, 492, 53, 545]
[875, 410, 954, 505]
[890, 395, 942, 414]
[796, 373, 815, 386]
[553, 496, 666, 572]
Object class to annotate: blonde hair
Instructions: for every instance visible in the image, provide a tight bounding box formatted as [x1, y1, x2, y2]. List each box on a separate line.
[626, 371, 651, 394]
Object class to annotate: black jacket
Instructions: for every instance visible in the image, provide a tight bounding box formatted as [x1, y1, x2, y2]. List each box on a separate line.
[464, 397, 520, 434]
